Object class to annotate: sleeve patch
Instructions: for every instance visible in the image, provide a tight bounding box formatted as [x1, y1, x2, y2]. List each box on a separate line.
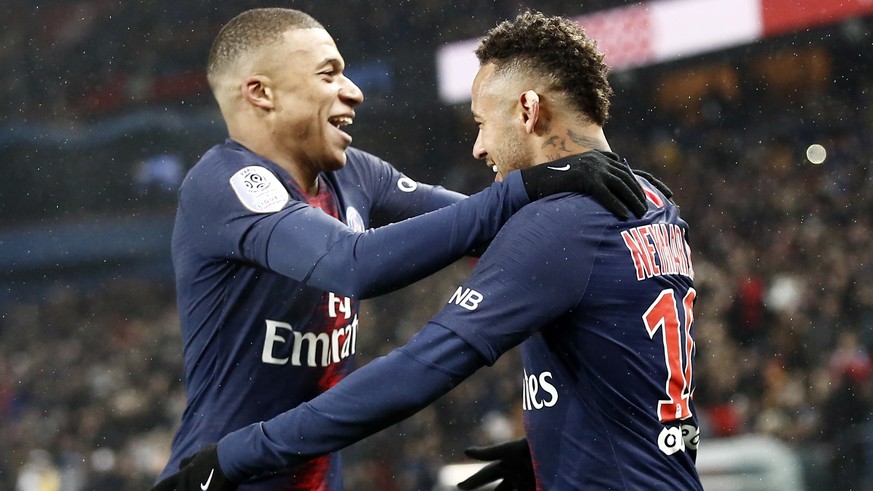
[397, 176, 418, 192]
[229, 166, 290, 213]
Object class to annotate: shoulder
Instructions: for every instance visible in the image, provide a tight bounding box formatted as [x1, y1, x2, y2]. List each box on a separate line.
[343, 147, 390, 170]
[505, 194, 614, 235]
[184, 143, 255, 192]
[181, 143, 291, 214]
[336, 147, 410, 192]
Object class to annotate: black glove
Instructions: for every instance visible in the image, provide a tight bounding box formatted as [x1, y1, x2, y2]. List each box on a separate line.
[151, 445, 237, 491]
[519, 150, 646, 220]
[457, 438, 535, 491]
[633, 169, 674, 201]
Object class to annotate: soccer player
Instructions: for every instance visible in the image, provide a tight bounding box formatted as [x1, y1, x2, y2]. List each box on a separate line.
[153, 9, 701, 491]
[157, 7, 649, 491]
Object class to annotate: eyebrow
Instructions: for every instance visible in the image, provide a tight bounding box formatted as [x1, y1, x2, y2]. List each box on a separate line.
[315, 57, 343, 71]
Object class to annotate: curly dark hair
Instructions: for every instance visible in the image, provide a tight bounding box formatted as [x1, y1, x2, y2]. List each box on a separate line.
[475, 10, 613, 126]
[207, 8, 323, 91]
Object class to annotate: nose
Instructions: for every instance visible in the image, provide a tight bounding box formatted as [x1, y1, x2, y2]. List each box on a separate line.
[340, 76, 364, 106]
[472, 130, 487, 160]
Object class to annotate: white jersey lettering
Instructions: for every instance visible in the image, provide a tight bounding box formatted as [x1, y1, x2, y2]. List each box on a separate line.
[261, 316, 358, 367]
[448, 286, 484, 311]
[522, 369, 559, 410]
[622, 223, 694, 281]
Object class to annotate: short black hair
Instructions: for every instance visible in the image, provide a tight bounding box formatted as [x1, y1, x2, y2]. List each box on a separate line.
[207, 8, 323, 91]
[475, 10, 613, 125]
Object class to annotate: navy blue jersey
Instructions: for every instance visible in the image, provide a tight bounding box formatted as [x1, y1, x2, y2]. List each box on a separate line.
[217, 173, 701, 490]
[163, 139, 532, 490]
[437, 185, 700, 489]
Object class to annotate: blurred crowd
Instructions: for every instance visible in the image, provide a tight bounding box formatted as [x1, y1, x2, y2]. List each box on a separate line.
[3, 1, 873, 490]
[1, 0, 621, 124]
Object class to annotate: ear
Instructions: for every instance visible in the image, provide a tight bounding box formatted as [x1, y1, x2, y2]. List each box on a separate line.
[519, 90, 540, 134]
[241, 75, 274, 110]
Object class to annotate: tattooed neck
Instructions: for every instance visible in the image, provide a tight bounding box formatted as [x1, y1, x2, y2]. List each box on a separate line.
[541, 128, 606, 159]
[567, 128, 607, 151]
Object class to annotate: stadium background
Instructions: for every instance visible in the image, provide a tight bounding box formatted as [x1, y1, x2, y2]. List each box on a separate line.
[2, 0, 872, 489]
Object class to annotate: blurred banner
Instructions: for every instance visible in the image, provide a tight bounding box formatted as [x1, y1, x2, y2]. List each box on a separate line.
[436, 0, 873, 103]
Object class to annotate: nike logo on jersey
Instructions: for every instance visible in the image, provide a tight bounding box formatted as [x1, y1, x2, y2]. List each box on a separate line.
[201, 468, 214, 490]
[546, 164, 571, 171]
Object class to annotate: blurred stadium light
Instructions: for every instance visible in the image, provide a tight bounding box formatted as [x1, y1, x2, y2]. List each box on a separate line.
[696, 435, 806, 491]
[433, 435, 806, 491]
[432, 462, 489, 491]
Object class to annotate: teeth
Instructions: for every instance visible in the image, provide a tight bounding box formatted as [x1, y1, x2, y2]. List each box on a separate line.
[329, 116, 353, 127]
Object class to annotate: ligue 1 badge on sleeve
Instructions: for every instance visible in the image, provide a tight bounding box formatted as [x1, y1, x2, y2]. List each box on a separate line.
[230, 166, 290, 213]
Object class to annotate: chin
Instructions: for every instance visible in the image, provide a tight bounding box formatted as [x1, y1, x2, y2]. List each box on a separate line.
[325, 153, 347, 171]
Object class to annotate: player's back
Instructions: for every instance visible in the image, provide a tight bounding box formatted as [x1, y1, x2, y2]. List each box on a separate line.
[517, 181, 700, 490]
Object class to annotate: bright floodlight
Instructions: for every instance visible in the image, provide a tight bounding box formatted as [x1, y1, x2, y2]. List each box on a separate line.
[806, 144, 826, 165]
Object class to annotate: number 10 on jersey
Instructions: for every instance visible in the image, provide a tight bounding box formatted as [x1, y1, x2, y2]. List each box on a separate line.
[643, 288, 696, 422]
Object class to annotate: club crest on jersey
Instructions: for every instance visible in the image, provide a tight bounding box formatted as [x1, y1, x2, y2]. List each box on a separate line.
[346, 206, 365, 232]
[229, 166, 289, 213]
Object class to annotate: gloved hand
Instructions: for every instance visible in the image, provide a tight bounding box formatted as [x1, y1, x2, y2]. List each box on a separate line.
[151, 445, 238, 491]
[519, 150, 646, 220]
[457, 438, 535, 491]
[633, 169, 674, 201]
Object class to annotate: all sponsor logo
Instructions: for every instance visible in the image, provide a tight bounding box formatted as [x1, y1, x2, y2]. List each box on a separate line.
[262, 293, 357, 367]
[658, 423, 700, 456]
[448, 286, 483, 311]
[522, 369, 559, 410]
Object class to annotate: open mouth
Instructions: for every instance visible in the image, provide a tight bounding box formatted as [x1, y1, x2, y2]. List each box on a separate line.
[328, 116, 353, 128]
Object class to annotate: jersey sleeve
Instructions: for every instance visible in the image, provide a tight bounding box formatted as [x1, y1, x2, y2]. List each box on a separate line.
[216, 322, 487, 482]
[345, 148, 466, 225]
[430, 196, 610, 364]
[176, 161, 530, 299]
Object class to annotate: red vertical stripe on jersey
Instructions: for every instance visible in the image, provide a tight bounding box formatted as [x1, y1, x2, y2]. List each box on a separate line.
[291, 178, 347, 491]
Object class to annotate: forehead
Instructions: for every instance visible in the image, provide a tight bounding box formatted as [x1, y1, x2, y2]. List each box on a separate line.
[471, 63, 499, 115]
[274, 28, 343, 66]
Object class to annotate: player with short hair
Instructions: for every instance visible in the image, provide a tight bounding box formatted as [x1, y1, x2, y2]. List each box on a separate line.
[154, 10, 701, 491]
[158, 7, 648, 491]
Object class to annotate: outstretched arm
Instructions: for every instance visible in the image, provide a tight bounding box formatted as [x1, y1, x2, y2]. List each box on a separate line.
[150, 323, 486, 490]
[268, 151, 646, 298]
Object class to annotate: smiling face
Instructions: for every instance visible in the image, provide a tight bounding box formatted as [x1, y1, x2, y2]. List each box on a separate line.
[263, 28, 364, 174]
[470, 63, 535, 182]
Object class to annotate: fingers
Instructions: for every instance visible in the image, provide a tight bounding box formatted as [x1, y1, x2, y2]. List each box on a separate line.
[457, 461, 503, 489]
[610, 161, 647, 203]
[590, 180, 631, 220]
[608, 177, 647, 218]
[634, 170, 674, 199]
[463, 439, 515, 460]
[494, 480, 514, 491]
